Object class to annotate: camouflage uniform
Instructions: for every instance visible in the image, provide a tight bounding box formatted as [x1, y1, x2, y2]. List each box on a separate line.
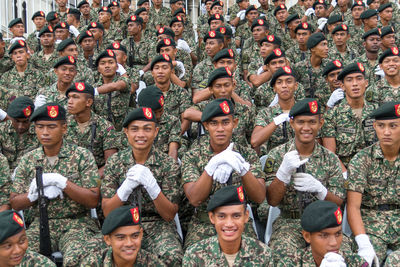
[121, 36, 152, 70]
[120, 10, 135, 26]
[286, 44, 310, 65]
[331, 8, 352, 22]
[384, 250, 400, 267]
[241, 38, 260, 73]
[103, 23, 123, 44]
[358, 53, 379, 87]
[247, 55, 264, 80]
[347, 24, 364, 55]
[148, 6, 171, 29]
[288, 4, 305, 16]
[44, 59, 95, 87]
[80, 14, 97, 29]
[11, 142, 100, 267]
[0, 153, 10, 207]
[0, 54, 13, 77]
[37, 82, 69, 110]
[327, 45, 359, 65]
[191, 56, 214, 90]
[182, 141, 264, 249]
[162, 82, 192, 118]
[235, 23, 252, 48]
[18, 250, 56, 267]
[56, 8, 68, 22]
[183, 235, 275, 266]
[30, 49, 59, 71]
[281, 31, 297, 52]
[346, 142, 400, 261]
[101, 147, 184, 266]
[366, 77, 400, 105]
[26, 30, 41, 53]
[254, 82, 306, 110]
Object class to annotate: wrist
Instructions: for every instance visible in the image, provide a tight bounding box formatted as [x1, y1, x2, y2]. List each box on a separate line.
[355, 234, 371, 247]
[317, 186, 327, 200]
[276, 168, 290, 184]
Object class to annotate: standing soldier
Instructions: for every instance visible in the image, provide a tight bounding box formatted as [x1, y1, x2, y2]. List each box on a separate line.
[26, 11, 46, 53]
[55, 0, 68, 22]
[77, 30, 98, 70]
[31, 26, 58, 71]
[78, 0, 97, 28]
[148, 0, 172, 31]
[6, 18, 25, 48]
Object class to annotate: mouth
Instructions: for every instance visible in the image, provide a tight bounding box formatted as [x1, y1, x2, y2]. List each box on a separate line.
[10, 255, 23, 262]
[135, 139, 147, 145]
[222, 228, 237, 237]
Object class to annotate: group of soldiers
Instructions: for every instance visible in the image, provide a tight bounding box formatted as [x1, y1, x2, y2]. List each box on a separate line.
[0, 0, 399, 266]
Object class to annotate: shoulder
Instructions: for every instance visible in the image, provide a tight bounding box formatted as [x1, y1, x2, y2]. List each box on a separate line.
[22, 250, 56, 266]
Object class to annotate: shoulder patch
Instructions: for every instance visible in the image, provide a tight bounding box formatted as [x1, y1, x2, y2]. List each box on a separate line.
[264, 158, 275, 173]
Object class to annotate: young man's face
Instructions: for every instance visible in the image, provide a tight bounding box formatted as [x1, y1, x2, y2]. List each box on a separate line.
[97, 58, 118, 78]
[380, 55, 400, 77]
[205, 39, 223, 58]
[11, 48, 29, 67]
[341, 73, 368, 100]
[0, 230, 28, 267]
[381, 34, 396, 48]
[214, 58, 236, 73]
[275, 10, 289, 23]
[11, 117, 31, 135]
[10, 24, 25, 37]
[303, 0, 314, 9]
[288, 19, 301, 31]
[209, 77, 235, 99]
[210, 20, 223, 31]
[380, 7, 393, 21]
[351, 6, 365, 20]
[363, 35, 381, 53]
[139, 2, 150, 11]
[274, 75, 297, 101]
[325, 69, 342, 91]
[369, 0, 380, 9]
[246, 10, 259, 23]
[239, 0, 250, 10]
[56, 0, 67, 8]
[373, 118, 400, 147]
[139, 11, 149, 23]
[171, 1, 184, 12]
[152, 62, 172, 84]
[120, 0, 131, 9]
[296, 30, 311, 46]
[311, 40, 329, 58]
[159, 46, 177, 60]
[113, 50, 128, 65]
[171, 22, 184, 36]
[55, 64, 77, 83]
[66, 14, 76, 25]
[337, 0, 349, 7]
[124, 120, 159, 150]
[268, 57, 287, 74]
[40, 33, 55, 47]
[332, 31, 349, 47]
[35, 120, 67, 147]
[67, 92, 93, 115]
[33, 17, 46, 29]
[363, 16, 378, 28]
[314, 5, 327, 18]
[80, 37, 95, 52]
[89, 28, 103, 40]
[55, 28, 69, 41]
[290, 115, 324, 144]
[80, 3, 91, 16]
[110, 6, 120, 17]
[127, 22, 142, 36]
[252, 26, 267, 42]
[260, 42, 277, 58]
[98, 11, 112, 23]
[60, 44, 79, 59]
[211, 6, 224, 16]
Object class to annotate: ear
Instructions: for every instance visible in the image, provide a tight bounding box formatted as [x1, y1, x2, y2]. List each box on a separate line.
[104, 235, 111, 246]
[203, 121, 209, 131]
[302, 230, 311, 244]
[86, 97, 94, 108]
[233, 117, 239, 129]
[244, 208, 250, 223]
[208, 211, 215, 225]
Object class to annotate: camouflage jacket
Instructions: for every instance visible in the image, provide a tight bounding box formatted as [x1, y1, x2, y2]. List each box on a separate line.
[103, 23, 123, 44]
[18, 250, 56, 267]
[148, 6, 172, 29]
[286, 44, 310, 65]
[121, 36, 152, 69]
[26, 30, 41, 53]
[44, 59, 95, 87]
[30, 49, 59, 71]
[241, 38, 260, 72]
[162, 82, 192, 118]
[327, 45, 360, 65]
[235, 23, 252, 48]
[191, 57, 214, 90]
[0, 153, 10, 206]
[366, 77, 400, 105]
[37, 82, 69, 110]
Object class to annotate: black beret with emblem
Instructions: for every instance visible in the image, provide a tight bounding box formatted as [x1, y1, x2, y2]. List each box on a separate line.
[264, 48, 285, 65]
[285, 13, 299, 25]
[107, 42, 128, 54]
[0, 211, 25, 244]
[135, 7, 147, 16]
[208, 13, 224, 25]
[306, 32, 326, 49]
[8, 40, 27, 54]
[57, 38, 76, 52]
[301, 200, 343, 232]
[260, 35, 281, 46]
[207, 67, 234, 87]
[138, 0, 149, 6]
[126, 15, 143, 25]
[217, 26, 233, 38]
[108, 1, 120, 8]
[360, 9, 378, 19]
[331, 24, 348, 35]
[380, 25, 395, 38]
[295, 22, 313, 33]
[32, 11, 46, 20]
[102, 206, 141, 235]
[274, 4, 287, 16]
[67, 8, 81, 15]
[201, 98, 235, 122]
[327, 14, 343, 25]
[337, 62, 365, 80]
[87, 21, 105, 31]
[39, 25, 54, 37]
[362, 28, 380, 40]
[379, 47, 400, 63]
[351, 0, 365, 10]
[170, 15, 184, 26]
[123, 107, 156, 127]
[77, 0, 90, 8]
[46, 11, 58, 22]
[204, 30, 224, 42]
[270, 66, 296, 87]
[173, 7, 186, 16]
[245, 5, 257, 16]
[98, 6, 112, 15]
[207, 185, 246, 212]
[170, 0, 183, 4]
[156, 27, 175, 38]
[322, 59, 343, 76]
[66, 82, 95, 97]
[150, 54, 173, 70]
[378, 2, 392, 12]
[313, 0, 327, 9]
[77, 30, 94, 43]
[212, 48, 235, 63]
[54, 22, 69, 31]
[54, 55, 77, 68]
[156, 38, 176, 53]
[138, 85, 165, 111]
[289, 98, 321, 117]
[369, 101, 400, 120]
[211, 0, 224, 9]
[95, 49, 116, 67]
[7, 96, 34, 119]
[30, 103, 66, 122]
[8, 18, 23, 28]
[251, 18, 268, 31]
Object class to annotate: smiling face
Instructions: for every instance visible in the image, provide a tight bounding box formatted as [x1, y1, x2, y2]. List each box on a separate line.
[0, 230, 28, 267]
[290, 115, 324, 144]
[124, 120, 159, 151]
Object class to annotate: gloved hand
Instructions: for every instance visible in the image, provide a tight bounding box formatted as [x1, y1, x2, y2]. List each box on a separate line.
[273, 113, 290, 126]
[331, 0, 337, 7]
[34, 95, 47, 108]
[269, 94, 279, 107]
[305, 8, 315, 16]
[139, 70, 144, 77]
[175, 60, 185, 79]
[237, 10, 246, 20]
[293, 172, 328, 200]
[55, 39, 62, 45]
[117, 178, 140, 202]
[276, 151, 309, 184]
[93, 88, 100, 96]
[69, 25, 80, 37]
[0, 109, 7, 121]
[10, 37, 25, 44]
[213, 163, 232, 184]
[355, 234, 376, 266]
[318, 18, 328, 30]
[177, 39, 191, 53]
[117, 63, 127, 76]
[257, 66, 265, 75]
[342, 171, 347, 179]
[130, 165, 161, 200]
[205, 143, 242, 176]
[374, 65, 385, 77]
[327, 88, 345, 108]
[42, 173, 68, 190]
[27, 180, 64, 202]
[234, 152, 250, 176]
[320, 252, 346, 267]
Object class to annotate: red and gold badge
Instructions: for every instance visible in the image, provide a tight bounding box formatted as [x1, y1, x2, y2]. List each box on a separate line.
[215, 14, 220, 19]
[219, 1, 223, 6]
[274, 48, 282, 56]
[177, 15, 182, 21]
[143, 107, 153, 119]
[209, 31, 216, 37]
[342, 24, 347, 31]
[357, 62, 365, 72]
[280, 4, 285, 8]
[23, 106, 31, 117]
[333, 60, 342, 68]
[18, 40, 25, 46]
[228, 49, 234, 57]
[40, 11, 45, 17]
[112, 42, 120, 49]
[163, 54, 170, 61]
[158, 27, 164, 34]
[308, 100, 318, 114]
[378, 28, 382, 35]
[86, 30, 93, 36]
[13, 212, 24, 227]
[159, 95, 165, 107]
[76, 82, 85, 91]
[130, 207, 140, 223]
[283, 66, 292, 74]
[267, 35, 274, 42]
[112, 1, 118, 6]
[334, 207, 342, 224]
[91, 22, 97, 27]
[225, 66, 232, 76]
[302, 22, 308, 29]
[357, 1, 362, 5]
[258, 19, 264, 25]
[395, 104, 400, 117]
[220, 27, 226, 34]
[101, 7, 108, 11]
[107, 49, 114, 57]
[182, 7, 186, 13]
[391, 47, 399, 55]
[219, 100, 230, 114]
[61, 22, 66, 28]
[164, 38, 171, 45]
[237, 186, 244, 202]
[318, 0, 324, 3]
[68, 56, 75, 63]
[130, 15, 137, 21]
[47, 105, 59, 118]
[54, 13, 58, 18]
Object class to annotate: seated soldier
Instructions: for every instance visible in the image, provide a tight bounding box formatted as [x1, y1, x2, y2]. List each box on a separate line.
[183, 186, 274, 266]
[77, 30, 98, 70]
[385, 250, 400, 267]
[53, 22, 71, 44]
[328, 24, 359, 65]
[285, 22, 312, 65]
[323, 59, 344, 109]
[6, 18, 25, 48]
[0, 210, 56, 266]
[87, 22, 109, 54]
[379, 26, 396, 52]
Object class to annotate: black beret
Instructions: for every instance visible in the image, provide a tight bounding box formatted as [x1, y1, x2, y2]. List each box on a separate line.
[150, 54, 173, 70]
[367, 0, 374, 4]
[201, 98, 235, 122]
[156, 38, 176, 53]
[107, 42, 128, 54]
[77, 0, 90, 8]
[274, 4, 287, 16]
[77, 30, 94, 43]
[95, 49, 116, 67]
[208, 13, 224, 25]
[295, 22, 313, 33]
[8, 18, 23, 28]
[380, 25, 395, 38]
[245, 5, 257, 16]
[322, 59, 343, 76]
[138, 0, 149, 6]
[313, 0, 327, 9]
[135, 7, 147, 16]
[87, 21, 105, 31]
[207, 67, 234, 87]
[108, 1, 120, 8]
[123, 107, 156, 127]
[260, 34, 282, 46]
[379, 47, 400, 63]
[327, 14, 343, 25]
[216, 26, 233, 38]
[32, 11, 46, 20]
[46, 11, 59, 22]
[362, 28, 380, 40]
[54, 55, 77, 68]
[331, 24, 348, 35]
[251, 18, 268, 31]
[360, 9, 378, 19]
[126, 15, 143, 25]
[369, 101, 400, 120]
[170, 0, 183, 4]
[66, 82, 95, 97]
[0, 33, 3, 40]
[378, 2, 392, 12]
[0, 211, 25, 244]
[337, 62, 365, 80]
[211, 0, 224, 9]
[138, 85, 165, 110]
[8, 40, 27, 54]
[170, 15, 184, 26]
[54, 22, 69, 31]
[306, 32, 326, 49]
[30, 103, 66, 122]
[157, 27, 175, 38]
[212, 48, 235, 63]
[351, 0, 365, 10]
[204, 30, 224, 42]
[207, 185, 246, 212]
[264, 48, 285, 65]
[67, 8, 81, 15]
[301, 201, 343, 232]
[289, 98, 321, 117]
[39, 25, 54, 37]
[285, 13, 299, 25]
[173, 7, 186, 16]
[270, 66, 296, 87]
[102, 206, 141, 235]
[7, 96, 34, 119]
[57, 38, 76, 52]
[99, 6, 112, 15]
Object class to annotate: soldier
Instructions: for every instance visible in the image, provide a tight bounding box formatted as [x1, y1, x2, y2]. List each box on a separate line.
[377, 3, 395, 27]
[26, 11, 46, 53]
[328, 24, 359, 64]
[148, 0, 171, 31]
[235, 5, 259, 49]
[347, 1, 365, 52]
[264, 98, 347, 257]
[101, 107, 184, 265]
[358, 29, 381, 84]
[275, 200, 369, 266]
[360, 9, 378, 34]
[282, 14, 301, 51]
[0, 33, 13, 77]
[323, 59, 344, 107]
[87, 22, 109, 54]
[98, 7, 123, 44]
[54, 22, 71, 43]
[170, 15, 197, 66]
[183, 185, 274, 266]
[77, 30, 97, 70]
[55, 0, 68, 22]
[346, 101, 400, 264]
[10, 103, 101, 267]
[46, 12, 60, 29]
[286, 22, 312, 65]
[6, 18, 25, 48]
[229, 0, 250, 27]
[78, 0, 97, 28]
[108, 1, 123, 30]
[0, 210, 56, 266]
[30, 26, 59, 71]
[380, 26, 396, 52]
[120, 0, 135, 23]
[66, 8, 82, 33]
[271, 4, 290, 40]
[135, 7, 154, 41]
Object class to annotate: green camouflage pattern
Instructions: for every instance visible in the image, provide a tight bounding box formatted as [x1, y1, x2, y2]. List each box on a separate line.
[0, 153, 10, 207]
[18, 250, 56, 267]
[30, 49, 59, 71]
[365, 77, 400, 105]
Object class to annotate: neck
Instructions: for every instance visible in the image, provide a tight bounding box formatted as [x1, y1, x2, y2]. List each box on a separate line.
[381, 19, 388, 26]
[57, 80, 71, 92]
[92, 3, 100, 8]
[261, 3, 269, 9]
[43, 46, 54, 54]
[365, 50, 378, 60]
[103, 21, 111, 29]
[386, 74, 400, 87]
[156, 80, 171, 92]
[132, 147, 151, 164]
[122, 7, 130, 13]
[346, 96, 364, 108]
[310, 54, 322, 68]
[364, 25, 372, 32]
[353, 18, 362, 26]
[210, 140, 230, 154]
[289, 30, 296, 39]
[295, 138, 315, 156]
[74, 109, 91, 123]
[154, 4, 162, 9]
[380, 142, 400, 161]
[381, 44, 389, 51]
[58, 6, 67, 12]
[83, 50, 94, 59]
[16, 63, 28, 72]
[103, 74, 116, 84]
[83, 13, 91, 19]
[219, 236, 241, 255]
[336, 43, 347, 53]
[339, 6, 347, 12]
[132, 32, 142, 42]
[278, 97, 295, 110]
[112, 253, 136, 267]
[114, 14, 121, 21]
[43, 140, 63, 157]
[312, 251, 323, 267]
[299, 43, 307, 51]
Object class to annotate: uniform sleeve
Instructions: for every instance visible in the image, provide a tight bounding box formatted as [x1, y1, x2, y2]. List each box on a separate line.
[77, 148, 100, 189]
[0, 154, 10, 206]
[254, 108, 270, 127]
[346, 150, 368, 193]
[182, 245, 204, 266]
[102, 153, 124, 198]
[325, 153, 346, 200]
[116, 75, 130, 93]
[179, 88, 192, 115]
[263, 149, 283, 187]
[167, 119, 182, 146]
[320, 108, 336, 138]
[101, 122, 119, 151]
[181, 150, 202, 185]
[11, 154, 33, 194]
[158, 156, 181, 205]
[243, 147, 266, 181]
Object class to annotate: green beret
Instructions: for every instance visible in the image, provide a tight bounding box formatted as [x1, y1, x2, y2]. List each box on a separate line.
[0, 211, 25, 244]
[264, 48, 285, 65]
[208, 14, 224, 25]
[236, 0, 244, 3]
[207, 67, 234, 87]
[126, 15, 143, 25]
[8, 18, 23, 28]
[360, 9, 378, 19]
[107, 42, 128, 54]
[8, 40, 27, 54]
[322, 59, 343, 76]
[211, 0, 224, 9]
[102, 206, 141, 235]
[77, 0, 90, 8]
[370, 101, 400, 120]
[245, 5, 257, 16]
[170, 0, 183, 4]
[173, 8, 186, 17]
[362, 28, 380, 40]
[295, 22, 313, 33]
[54, 55, 77, 68]
[67, 8, 81, 15]
[380, 25, 395, 38]
[32, 11, 46, 20]
[251, 18, 268, 31]
[138, 85, 165, 110]
[54, 22, 69, 31]
[379, 47, 400, 63]
[7, 96, 34, 119]
[367, 0, 374, 4]
[99, 6, 112, 15]
[123, 107, 156, 127]
[57, 38, 76, 52]
[205, 0, 214, 3]
[204, 30, 224, 42]
[331, 24, 349, 35]
[216, 26, 233, 38]
[201, 98, 235, 122]
[77, 30, 94, 43]
[207, 185, 246, 212]
[46, 11, 58, 22]
[301, 201, 343, 232]
[66, 82, 95, 97]
[260, 34, 282, 46]
[274, 4, 287, 16]
[285, 13, 299, 25]
[378, 2, 392, 12]
[135, 7, 147, 16]
[289, 98, 321, 117]
[170, 15, 184, 27]
[156, 38, 176, 53]
[0, 33, 3, 40]
[95, 49, 116, 67]
[39, 25, 54, 37]
[138, 0, 149, 6]
[337, 62, 365, 80]
[87, 22, 105, 31]
[327, 14, 343, 25]
[313, 0, 327, 9]
[351, 0, 365, 10]
[150, 54, 173, 70]
[270, 66, 296, 87]
[108, 1, 120, 8]
[212, 48, 235, 63]
[30, 103, 66, 122]
[306, 32, 325, 49]
[156, 27, 175, 38]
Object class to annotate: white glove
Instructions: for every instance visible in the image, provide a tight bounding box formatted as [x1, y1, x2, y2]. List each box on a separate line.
[35, 31, 40, 38]
[273, 113, 290, 126]
[94, 87, 99, 96]
[177, 39, 192, 53]
[117, 63, 127, 76]
[117, 177, 140, 202]
[27, 180, 64, 202]
[355, 234, 376, 266]
[42, 173, 68, 190]
[175, 60, 185, 79]
[139, 70, 144, 77]
[130, 165, 161, 200]
[234, 152, 250, 176]
[327, 88, 345, 108]
[257, 66, 265, 75]
[0, 109, 7, 121]
[237, 10, 246, 20]
[318, 18, 328, 30]
[305, 8, 315, 16]
[342, 171, 347, 179]
[69, 25, 80, 38]
[34, 95, 47, 108]
[10, 37, 25, 44]
[213, 163, 232, 184]
[55, 39, 62, 45]
[331, 0, 337, 7]
[293, 172, 328, 200]
[269, 94, 279, 107]
[276, 151, 309, 184]
[320, 252, 346, 267]
[374, 65, 385, 77]
[205, 143, 242, 176]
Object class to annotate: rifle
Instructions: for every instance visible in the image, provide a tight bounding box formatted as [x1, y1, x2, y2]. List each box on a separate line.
[127, 38, 134, 68]
[107, 92, 113, 123]
[282, 122, 288, 142]
[35, 166, 52, 258]
[90, 122, 97, 154]
[296, 163, 313, 215]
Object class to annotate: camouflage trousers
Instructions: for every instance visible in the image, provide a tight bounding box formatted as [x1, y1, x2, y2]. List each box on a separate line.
[384, 249, 400, 267]
[26, 217, 100, 267]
